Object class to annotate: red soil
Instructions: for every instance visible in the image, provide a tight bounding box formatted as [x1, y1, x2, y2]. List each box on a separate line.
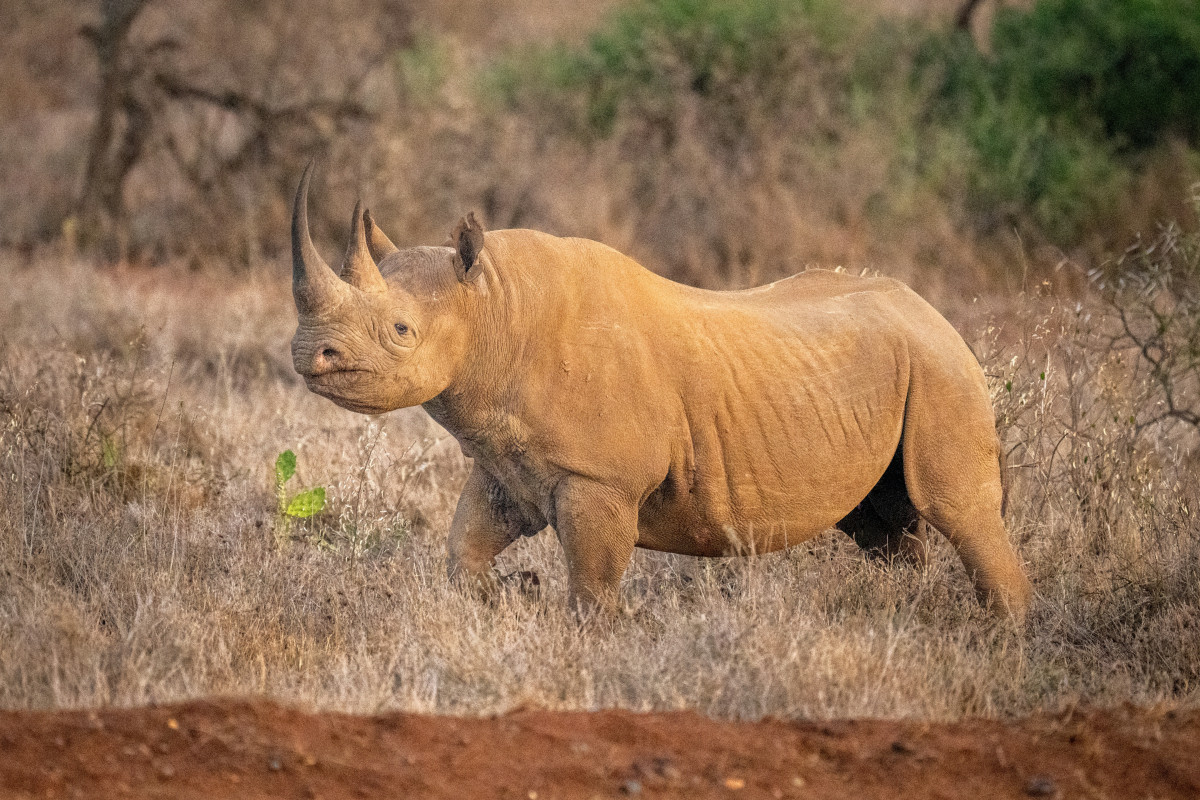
[1, 700, 1197, 799]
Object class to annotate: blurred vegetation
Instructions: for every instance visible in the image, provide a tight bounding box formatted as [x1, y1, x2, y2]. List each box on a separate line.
[487, 0, 851, 140]
[1, 0, 1197, 282]
[918, 0, 1200, 242]
[493, 0, 1200, 250]
[992, 0, 1200, 150]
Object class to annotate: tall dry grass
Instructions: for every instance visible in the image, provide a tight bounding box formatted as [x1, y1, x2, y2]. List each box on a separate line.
[1, 236, 1196, 719]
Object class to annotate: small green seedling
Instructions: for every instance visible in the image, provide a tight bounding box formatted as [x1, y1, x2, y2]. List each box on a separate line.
[274, 449, 326, 522]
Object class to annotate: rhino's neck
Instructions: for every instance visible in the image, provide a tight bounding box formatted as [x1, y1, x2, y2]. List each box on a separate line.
[421, 228, 637, 460]
[420, 247, 533, 455]
[421, 379, 511, 450]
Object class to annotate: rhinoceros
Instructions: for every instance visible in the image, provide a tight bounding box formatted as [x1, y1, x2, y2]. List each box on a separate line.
[289, 165, 1032, 620]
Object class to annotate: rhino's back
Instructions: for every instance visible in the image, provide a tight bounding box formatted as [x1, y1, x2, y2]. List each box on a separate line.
[729, 267, 905, 302]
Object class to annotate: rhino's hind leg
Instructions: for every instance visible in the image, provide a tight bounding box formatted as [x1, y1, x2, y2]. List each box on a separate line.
[901, 385, 1032, 621]
[838, 452, 928, 565]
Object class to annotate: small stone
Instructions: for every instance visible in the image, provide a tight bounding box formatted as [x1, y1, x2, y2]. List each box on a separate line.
[724, 777, 746, 790]
[166, 718, 179, 730]
[527, 792, 538, 800]
[156, 763, 175, 780]
[268, 757, 283, 772]
[621, 779, 642, 795]
[1025, 776, 1057, 797]
[792, 776, 806, 787]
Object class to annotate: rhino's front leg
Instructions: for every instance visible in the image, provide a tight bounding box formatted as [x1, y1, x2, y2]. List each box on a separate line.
[552, 477, 639, 616]
[447, 465, 540, 596]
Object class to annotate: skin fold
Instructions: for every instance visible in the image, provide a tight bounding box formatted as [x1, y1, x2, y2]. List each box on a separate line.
[289, 165, 1032, 621]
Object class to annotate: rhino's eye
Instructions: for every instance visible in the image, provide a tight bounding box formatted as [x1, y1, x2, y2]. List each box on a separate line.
[394, 323, 409, 336]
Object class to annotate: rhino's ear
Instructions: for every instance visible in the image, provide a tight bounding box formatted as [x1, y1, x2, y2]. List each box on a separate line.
[450, 212, 485, 282]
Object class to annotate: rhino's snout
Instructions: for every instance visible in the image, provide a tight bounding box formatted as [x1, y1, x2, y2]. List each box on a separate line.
[293, 341, 346, 378]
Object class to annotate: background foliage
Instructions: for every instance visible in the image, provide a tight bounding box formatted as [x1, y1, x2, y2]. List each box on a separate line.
[2, 0, 1197, 283]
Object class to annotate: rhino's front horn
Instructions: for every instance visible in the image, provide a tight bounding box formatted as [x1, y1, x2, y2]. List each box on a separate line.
[339, 200, 389, 294]
[292, 162, 348, 314]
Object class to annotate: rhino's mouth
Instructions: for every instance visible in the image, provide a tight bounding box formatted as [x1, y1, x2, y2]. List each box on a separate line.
[304, 369, 373, 401]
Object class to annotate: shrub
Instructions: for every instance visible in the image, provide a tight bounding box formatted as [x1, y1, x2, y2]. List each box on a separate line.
[489, 0, 851, 145]
[917, 0, 1200, 244]
[990, 0, 1200, 150]
[1092, 207, 1200, 436]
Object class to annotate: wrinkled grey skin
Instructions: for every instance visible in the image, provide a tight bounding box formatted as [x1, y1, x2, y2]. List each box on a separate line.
[290, 165, 1032, 621]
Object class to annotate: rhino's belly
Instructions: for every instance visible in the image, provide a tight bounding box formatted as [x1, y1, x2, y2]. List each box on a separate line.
[635, 373, 906, 557]
[635, 476, 870, 557]
[636, 500, 833, 557]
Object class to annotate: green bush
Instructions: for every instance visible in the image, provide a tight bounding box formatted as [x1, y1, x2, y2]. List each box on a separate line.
[918, 0, 1199, 241]
[485, 0, 1198, 251]
[488, 0, 850, 140]
[991, 0, 1200, 150]
[919, 51, 1127, 240]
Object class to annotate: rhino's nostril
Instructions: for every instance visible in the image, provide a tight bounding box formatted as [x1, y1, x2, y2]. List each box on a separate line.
[307, 345, 342, 376]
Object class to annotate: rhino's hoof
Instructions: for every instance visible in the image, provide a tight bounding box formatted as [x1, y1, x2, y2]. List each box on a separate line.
[501, 569, 542, 599]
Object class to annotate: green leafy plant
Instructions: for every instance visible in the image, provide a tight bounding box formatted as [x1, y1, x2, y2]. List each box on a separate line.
[274, 449, 326, 522]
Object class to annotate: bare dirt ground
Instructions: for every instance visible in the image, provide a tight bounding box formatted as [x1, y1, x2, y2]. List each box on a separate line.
[1, 701, 1197, 799]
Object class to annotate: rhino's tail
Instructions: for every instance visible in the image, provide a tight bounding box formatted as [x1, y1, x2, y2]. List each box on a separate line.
[997, 435, 1009, 519]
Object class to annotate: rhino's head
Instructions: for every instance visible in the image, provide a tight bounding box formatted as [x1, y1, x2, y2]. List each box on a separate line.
[289, 164, 486, 415]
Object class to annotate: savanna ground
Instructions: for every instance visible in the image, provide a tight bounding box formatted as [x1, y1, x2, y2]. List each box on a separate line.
[3, 0, 1200, 796]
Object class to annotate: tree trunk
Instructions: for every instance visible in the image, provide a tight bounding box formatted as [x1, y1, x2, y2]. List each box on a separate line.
[955, 0, 986, 32]
[77, 0, 151, 261]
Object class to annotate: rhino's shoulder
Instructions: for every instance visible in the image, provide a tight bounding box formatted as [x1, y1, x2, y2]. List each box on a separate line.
[482, 228, 648, 279]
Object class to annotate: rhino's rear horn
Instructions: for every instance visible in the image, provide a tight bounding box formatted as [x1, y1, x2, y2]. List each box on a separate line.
[339, 199, 389, 294]
[363, 209, 399, 262]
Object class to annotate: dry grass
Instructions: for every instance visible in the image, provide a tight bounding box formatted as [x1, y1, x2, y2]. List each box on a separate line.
[2, 247, 1196, 719]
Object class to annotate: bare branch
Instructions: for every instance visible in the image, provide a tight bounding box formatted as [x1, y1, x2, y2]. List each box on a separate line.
[153, 72, 372, 128]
